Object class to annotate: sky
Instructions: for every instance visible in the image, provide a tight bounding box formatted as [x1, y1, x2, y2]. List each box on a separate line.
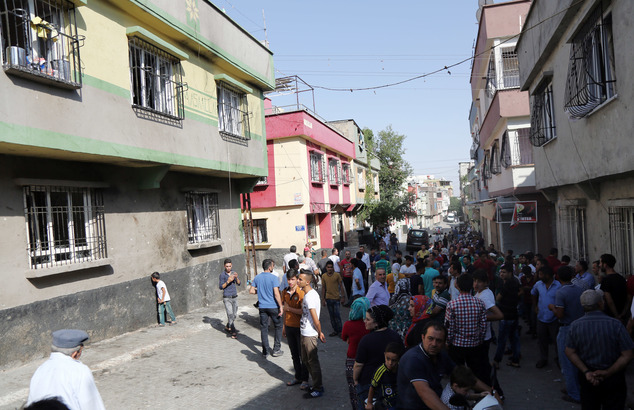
[217, 1, 483, 193]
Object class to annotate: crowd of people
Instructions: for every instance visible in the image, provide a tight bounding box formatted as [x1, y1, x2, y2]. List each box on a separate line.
[248, 232, 634, 409]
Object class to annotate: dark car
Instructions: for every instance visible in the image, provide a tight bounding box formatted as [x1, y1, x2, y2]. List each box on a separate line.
[406, 229, 429, 252]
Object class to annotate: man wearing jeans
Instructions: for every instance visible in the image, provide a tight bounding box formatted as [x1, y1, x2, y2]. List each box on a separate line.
[298, 271, 326, 398]
[219, 259, 241, 338]
[531, 266, 561, 369]
[321, 260, 345, 337]
[551, 265, 584, 404]
[250, 259, 284, 357]
[493, 264, 521, 368]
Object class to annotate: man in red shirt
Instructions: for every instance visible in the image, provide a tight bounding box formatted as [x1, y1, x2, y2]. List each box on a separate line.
[546, 248, 562, 274]
[340, 250, 354, 303]
[473, 252, 496, 283]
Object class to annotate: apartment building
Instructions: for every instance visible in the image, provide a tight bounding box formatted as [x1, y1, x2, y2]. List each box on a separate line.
[0, 0, 273, 366]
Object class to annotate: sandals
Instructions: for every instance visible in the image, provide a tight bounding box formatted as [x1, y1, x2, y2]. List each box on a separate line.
[286, 379, 301, 386]
[299, 382, 311, 390]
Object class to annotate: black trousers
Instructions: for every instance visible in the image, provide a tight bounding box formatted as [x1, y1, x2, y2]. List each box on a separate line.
[578, 370, 626, 410]
[448, 343, 492, 386]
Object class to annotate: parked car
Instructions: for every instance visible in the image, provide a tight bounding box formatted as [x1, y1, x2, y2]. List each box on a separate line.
[406, 229, 429, 251]
[446, 214, 455, 223]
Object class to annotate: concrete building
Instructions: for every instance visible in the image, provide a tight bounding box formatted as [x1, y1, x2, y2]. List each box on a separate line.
[248, 100, 356, 257]
[467, 0, 554, 254]
[407, 175, 453, 229]
[517, 0, 634, 270]
[0, 0, 273, 367]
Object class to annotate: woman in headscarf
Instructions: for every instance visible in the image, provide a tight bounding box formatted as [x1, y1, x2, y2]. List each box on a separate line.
[353, 305, 403, 410]
[404, 294, 433, 348]
[388, 278, 412, 341]
[341, 297, 370, 410]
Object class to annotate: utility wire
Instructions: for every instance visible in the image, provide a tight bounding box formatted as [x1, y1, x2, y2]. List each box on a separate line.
[305, 0, 584, 92]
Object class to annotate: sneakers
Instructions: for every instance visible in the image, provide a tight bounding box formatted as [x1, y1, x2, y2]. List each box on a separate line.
[271, 349, 284, 357]
[303, 388, 324, 399]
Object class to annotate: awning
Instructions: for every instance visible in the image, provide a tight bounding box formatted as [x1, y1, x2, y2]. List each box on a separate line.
[331, 203, 351, 213]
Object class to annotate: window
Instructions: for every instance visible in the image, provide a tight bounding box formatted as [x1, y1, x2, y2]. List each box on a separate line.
[357, 168, 365, 191]
[482, 151, 491, 181]
[530, 81, 556, 146]
[342, 163, 351, 185]
[490, 141, 501, 174]
[501, 129, 532, 168]
[0, 0, 82, 87]
[485, 53, 497, 98]
[559, 206, 587, 262]
[499, 47, 519, 89]
[244, 218, 267, 244]
[185, 192, 220, 244]
[564, 4, 616, 118]
[328, 158, 340, 185]
[310, 151, 326, 183]
[255, 176, 268, 186]
[24, 185, 106, 269]
[129, 37, 185, 119]
[608, 207, 634, 275]
[217, 82, 250, 139]
[307, 214, 317, 240]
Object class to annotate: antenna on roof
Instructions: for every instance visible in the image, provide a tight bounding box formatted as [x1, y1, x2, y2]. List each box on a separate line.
[262, 9, 269, 48]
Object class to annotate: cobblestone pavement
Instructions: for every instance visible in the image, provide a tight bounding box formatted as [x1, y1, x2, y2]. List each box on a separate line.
[1, 293, 633, 409]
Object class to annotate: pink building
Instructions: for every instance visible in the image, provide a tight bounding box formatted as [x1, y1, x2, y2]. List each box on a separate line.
[248, 99, 356, 252]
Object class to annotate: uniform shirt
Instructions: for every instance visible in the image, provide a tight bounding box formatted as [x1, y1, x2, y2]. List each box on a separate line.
[531, 280, 561, 323]
[567, 311, 634, 370]
[252, 271, 279, 309]
[300, 289, 321, 337]
[283, 287, 305, 328]
[155, 280, 171, 302]
[554, 283, 584, 325]
[356, 329, 402, 385]
[27, 353, 105, 410]
[370, 364, 398, 408]
[445, 294, 487, 347]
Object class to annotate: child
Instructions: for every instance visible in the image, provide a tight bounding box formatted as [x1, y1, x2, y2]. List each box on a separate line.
[365, 342, 403, 410]
[151, 272, 176, 326]
[440, 366, 488, 409]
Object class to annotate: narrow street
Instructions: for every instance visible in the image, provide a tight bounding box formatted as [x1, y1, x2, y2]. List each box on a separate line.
[4, 292, 630, 410]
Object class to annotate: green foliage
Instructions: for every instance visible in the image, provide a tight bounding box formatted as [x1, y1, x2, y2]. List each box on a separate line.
[448, 196, 464, 218]
[359, 125, 415, 227]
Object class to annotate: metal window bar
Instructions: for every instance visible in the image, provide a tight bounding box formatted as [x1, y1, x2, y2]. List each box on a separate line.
[490, 142, 501, 174]
[307, 214, 317, 239]
[310, 151, 323, 183]
[1, 0, 82, 87]
[24, 185, 106, 269]
[244, 219, 267, 244]
[470, 138, 479, 161]
[342, 164, 350, 184]
[500, 48, 520, 89]
[186, 192, 220, 244]
[482, 152, 491, 180]
[530, 84, 556, 146]
[328, 159, 339, 185]
[564, 4, 616, 118]
[129, 36, 185, 120]
[558, 206, 587, 262]
[485, 54, 497, 98]
[513, 128, 534, 165]
[217, 83, 251, 140]
[608, 207, 634, 275]
[500, 132, 511, 168]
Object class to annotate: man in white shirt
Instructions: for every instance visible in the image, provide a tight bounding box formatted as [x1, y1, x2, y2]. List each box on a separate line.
[283, 245, 299, 273]
[329, 247, 341, 273]
[359, 245, 371, 274]
[27, 329, 105, 410]
[400, 256, 417, 275]
[298, 271, 326, 398]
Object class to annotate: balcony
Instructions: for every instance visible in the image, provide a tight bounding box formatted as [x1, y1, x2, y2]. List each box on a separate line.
[480, 89, 529, 147]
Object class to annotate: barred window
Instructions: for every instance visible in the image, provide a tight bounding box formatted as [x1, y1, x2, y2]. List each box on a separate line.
[482, 151, 491, 181]
[485, 54, 497, 98]
[564, 4, 616, 118]
[129, 37, 185, 119]
[357, 168, 365, 190]
[0, 0, 82, 87]
[307, 214, 317, 240]
[490, 141, 501, 175]
[244, 218, 267, 244]
[328, 158, 340, 185]
[24, 185, 106, 269]
[310, 151, 326, 183]
[530, 81, 556, 146]
[502, 128, 533, 167]
[500, 47, 519, 89]
[217, 83, 250, 139]
[341, 163, 351, 185]
[608, 207, 634, 275]
[559, 206, 588, 262]
[186, 192, 220, 244]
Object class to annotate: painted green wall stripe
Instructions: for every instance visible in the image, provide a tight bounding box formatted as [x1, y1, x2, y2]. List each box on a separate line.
[184, 110, 218, 125]
[188, 86, 216, 100]
[215, 73, 253, 94]
[0, 121, 267, 176]
[127, 0, 275, 89]
[82, 74, 130, 99]
[126, 26, 190, 60]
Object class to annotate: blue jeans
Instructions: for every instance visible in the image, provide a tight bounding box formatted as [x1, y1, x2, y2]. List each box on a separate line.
[355, 383, 370, 410]
[494, 319, 520, 363]
[557, 325, 580, 401]
[259, 308, 282, 354]
[158, 301, 175, 325]
[326, 299, 343, 333]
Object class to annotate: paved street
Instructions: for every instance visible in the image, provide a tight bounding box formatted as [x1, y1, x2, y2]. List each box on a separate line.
[1, 292, 632, 409]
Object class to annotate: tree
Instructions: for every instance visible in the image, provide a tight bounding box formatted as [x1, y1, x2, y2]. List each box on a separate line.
[359, 126, 415, 228]
[448, 196, 464, 219]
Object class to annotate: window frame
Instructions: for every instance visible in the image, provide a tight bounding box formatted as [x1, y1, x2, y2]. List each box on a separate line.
[530, 80, 557, 146]
[328, 157, 340, 185]
[245, 218, 268, 244]
[490, 140, 501, 175]
[129, 36, 185, 120]
[217, 82, 251, 140]
[341, 163, 351, 185]
[185, 191, 220, 244]
[310, 150, 326, 184]
[559, 205, 588, 263]
[0, 0, 82, 88]
[23, 185, 107, 270]
[608, 206, 634, 276]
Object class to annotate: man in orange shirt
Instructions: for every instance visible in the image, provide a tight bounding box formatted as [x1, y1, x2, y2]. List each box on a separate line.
[283, 269, 309, 389]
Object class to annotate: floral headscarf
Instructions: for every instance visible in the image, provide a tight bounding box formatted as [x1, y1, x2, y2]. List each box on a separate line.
[389, 278, 412, 306]
[349, 297, 370, 321]
[410, 295, 432, 324]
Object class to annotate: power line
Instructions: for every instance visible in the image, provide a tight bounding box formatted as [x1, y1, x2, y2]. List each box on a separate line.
[303, 0, 584, 92]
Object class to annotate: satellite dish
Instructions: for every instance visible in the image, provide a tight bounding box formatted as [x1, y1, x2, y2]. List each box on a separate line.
[476, 7, 482, 22]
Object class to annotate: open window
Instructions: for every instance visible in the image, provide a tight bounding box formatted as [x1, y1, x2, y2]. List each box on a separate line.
[0, 0, 82, 88]
[217, 82, 251, 140]
[185, 192, 220, 244]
